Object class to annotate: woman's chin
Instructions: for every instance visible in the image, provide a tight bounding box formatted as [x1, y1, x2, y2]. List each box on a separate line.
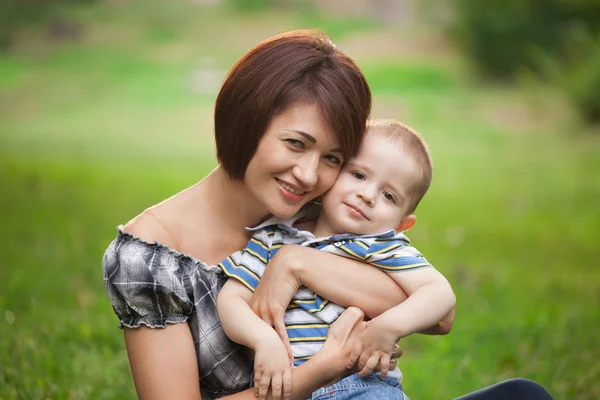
[269, 203, 303, 219]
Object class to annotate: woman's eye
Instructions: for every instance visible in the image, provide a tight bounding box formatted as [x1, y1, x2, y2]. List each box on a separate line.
[383, 191, 396, 202]
[351, 171, 366, 180]
[324, 155, 342, 165]
[285, 139, 304, 149]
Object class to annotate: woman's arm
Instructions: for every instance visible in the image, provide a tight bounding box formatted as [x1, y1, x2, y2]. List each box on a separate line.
[124, 324, 202, 399]
[249, 245, 454, 333]
[123, 308, 368, 400]
[261, 245, 406, 318]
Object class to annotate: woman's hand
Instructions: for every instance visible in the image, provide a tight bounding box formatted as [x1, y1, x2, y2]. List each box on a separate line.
[249, 245, 302, 351]
[313, 306, 368, 386]
[313, 307, 401, 386]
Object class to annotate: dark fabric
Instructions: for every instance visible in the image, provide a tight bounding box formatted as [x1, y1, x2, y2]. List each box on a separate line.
[455, 378, 553, 400]
[102, 227, 253, 399]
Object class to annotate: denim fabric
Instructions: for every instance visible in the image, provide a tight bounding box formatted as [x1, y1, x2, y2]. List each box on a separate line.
[311, 373, 407, 400]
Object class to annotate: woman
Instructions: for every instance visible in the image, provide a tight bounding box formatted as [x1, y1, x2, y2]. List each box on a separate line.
[103, 30, 551, 400]
[103, 29, 413, 400]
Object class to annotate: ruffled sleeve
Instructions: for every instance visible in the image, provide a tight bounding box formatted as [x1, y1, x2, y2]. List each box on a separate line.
[102, 227, 195, 329]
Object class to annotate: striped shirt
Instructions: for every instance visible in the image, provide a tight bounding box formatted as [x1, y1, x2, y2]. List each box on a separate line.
[218, 217, 432, 369]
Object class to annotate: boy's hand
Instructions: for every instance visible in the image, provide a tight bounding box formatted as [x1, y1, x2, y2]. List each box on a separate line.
[253, 332, 293, 400]
[347, 317, 398, 379]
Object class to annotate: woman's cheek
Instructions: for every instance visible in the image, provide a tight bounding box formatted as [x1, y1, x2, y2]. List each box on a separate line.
[318, 168, 342, 196]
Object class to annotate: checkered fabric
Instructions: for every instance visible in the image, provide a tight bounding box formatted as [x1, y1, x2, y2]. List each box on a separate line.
[102, 226, 253, 399]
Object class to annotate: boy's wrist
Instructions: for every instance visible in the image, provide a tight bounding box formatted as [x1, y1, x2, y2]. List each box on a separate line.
[370, 314, 405, 342]
[248, 327, 279, 351]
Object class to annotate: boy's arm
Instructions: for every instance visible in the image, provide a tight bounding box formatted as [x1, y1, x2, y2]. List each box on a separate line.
[250, 244, 408, 320]
[217, 279, 276, 349]
[217, 279, 293, 400]
[248, 244, 453, 334]
[350, 267, 455, 378]
[376, 267, 456, 338]
[420, 308, 455, 335]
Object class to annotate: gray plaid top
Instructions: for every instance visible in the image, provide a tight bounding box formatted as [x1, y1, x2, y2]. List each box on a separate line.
[102, 226, 253, 399]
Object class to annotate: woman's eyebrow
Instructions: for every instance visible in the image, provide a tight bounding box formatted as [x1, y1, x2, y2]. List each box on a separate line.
[285, 129, 342, 153]
[285, 129, 316, 143]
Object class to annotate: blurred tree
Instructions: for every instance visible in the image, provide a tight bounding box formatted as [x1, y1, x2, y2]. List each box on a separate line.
[454, 0, 600, 122]
[0, 0, 95, 51]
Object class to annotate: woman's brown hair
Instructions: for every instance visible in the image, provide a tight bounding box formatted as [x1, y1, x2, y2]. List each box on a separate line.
[215, 29, 372, 180]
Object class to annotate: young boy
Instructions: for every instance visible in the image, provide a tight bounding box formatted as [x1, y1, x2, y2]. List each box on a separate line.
[217, 119, 456, 399]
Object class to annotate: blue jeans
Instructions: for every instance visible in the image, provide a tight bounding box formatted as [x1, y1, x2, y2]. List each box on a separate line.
[311, 373, 407, 400]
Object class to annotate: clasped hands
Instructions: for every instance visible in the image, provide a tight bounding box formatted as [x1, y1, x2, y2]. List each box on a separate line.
[248, 300, 402, 400]
[246, 249, 402, 400]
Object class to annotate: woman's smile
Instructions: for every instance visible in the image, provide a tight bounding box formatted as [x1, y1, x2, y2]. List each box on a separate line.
[276, 178, 307, 202]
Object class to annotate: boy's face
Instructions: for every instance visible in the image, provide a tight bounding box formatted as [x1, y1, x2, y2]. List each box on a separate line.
[319, 132, 421, 236]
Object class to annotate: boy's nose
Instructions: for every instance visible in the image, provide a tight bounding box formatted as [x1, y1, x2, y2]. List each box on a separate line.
[357, 190, 375, 206]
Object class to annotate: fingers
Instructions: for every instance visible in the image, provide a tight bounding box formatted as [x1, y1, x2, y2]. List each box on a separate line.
[388, 357, 397, 372]
[283, 369, 292, 400]
[253, 369, 261, 398]
[392, 344, 403, 359]
[258, 372, 270, 400]
[346, 343, 362, 369]
[329, 307, 365, 340]
[358, 353, 379, 378]
[379, 354, 391, 380]
[271, 373, 282, 400]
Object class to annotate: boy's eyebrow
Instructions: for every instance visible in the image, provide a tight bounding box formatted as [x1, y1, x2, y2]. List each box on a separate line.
[346, 160, 373, 172]
[285, 129, 343, 153]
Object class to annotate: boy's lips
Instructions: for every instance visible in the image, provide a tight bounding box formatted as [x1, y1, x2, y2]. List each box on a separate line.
[344, 203, 368, 220]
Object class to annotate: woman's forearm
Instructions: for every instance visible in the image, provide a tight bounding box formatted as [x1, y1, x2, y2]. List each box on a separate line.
[278, 245, 407, 319]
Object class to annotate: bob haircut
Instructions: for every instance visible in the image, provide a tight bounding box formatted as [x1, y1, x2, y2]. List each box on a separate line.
[215, 29, 372, 180]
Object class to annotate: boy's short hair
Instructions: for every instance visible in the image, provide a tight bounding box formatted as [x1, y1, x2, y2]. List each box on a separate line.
[215, 30, 372, 180]
[367, 119, 432, 213]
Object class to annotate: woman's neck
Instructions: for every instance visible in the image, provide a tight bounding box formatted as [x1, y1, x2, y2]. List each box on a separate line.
[202, 166, 271, 231]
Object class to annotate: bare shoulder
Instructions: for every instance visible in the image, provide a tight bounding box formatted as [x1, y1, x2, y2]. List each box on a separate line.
[123, 209, 179, 249]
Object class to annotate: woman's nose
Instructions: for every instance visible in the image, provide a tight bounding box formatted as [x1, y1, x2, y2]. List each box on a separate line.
[292, 154, 319, 189]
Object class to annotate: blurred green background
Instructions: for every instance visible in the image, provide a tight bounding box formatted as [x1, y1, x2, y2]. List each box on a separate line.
[1, 0, 599, 399]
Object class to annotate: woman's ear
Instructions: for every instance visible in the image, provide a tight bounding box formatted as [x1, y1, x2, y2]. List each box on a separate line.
[396, 214, 416, 232]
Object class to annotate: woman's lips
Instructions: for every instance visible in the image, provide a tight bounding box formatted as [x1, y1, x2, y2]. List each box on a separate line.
[276, 178, 306, 202]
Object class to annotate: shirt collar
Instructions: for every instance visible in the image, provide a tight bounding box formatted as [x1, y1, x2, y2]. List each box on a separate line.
[245, 210, 308, 237]
[246, 212, 410, 245]
[302, 229, 410, 247]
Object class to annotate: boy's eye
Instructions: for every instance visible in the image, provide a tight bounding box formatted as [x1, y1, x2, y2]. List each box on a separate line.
[285, 139, 305, 149]
[383, 191, 396, 202]
[324, 154, 342, 165]
[351, 171, 365, 180]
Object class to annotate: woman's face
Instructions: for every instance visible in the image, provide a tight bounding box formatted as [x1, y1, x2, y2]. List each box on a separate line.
[244, 102, 344, 219]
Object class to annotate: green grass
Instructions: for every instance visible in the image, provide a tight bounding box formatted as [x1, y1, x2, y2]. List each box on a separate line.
[1, 1, 599, 399]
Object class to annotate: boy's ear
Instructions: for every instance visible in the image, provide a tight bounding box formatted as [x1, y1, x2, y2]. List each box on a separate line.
[396, 214, 416, 232]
